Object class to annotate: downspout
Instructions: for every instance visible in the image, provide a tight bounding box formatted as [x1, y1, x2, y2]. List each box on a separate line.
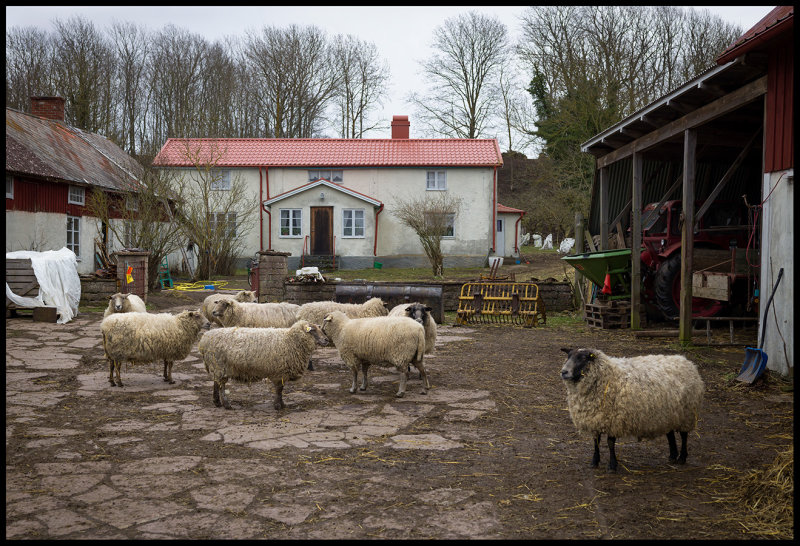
[514, 211, 525, 254]
[260, 167, 272, 250]
[492, 166, 497, 252]
[259, 167, 263, 251]
[373, 203, 384, 256]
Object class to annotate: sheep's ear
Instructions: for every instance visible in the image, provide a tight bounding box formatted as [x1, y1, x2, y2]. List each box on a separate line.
[108, 294, 114, 300]
[424, 306, 432, 312]
[560, 348, 572, 355]
[305, 325, 312, 332]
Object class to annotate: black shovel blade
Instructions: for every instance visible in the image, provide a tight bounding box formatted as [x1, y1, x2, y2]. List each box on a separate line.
[737, 347, 768, 384]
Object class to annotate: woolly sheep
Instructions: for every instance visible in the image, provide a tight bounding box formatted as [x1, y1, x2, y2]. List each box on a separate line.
[560, 348, 704, 471]
[101, 310, 210, 387]
[103, 292, 147, 318]
[388, 302, 436, 354]
[201, 290, 257, 326]
[211, 299, 299, 328]
[321, 311, 429, 398]
[198, 320, 329, 411]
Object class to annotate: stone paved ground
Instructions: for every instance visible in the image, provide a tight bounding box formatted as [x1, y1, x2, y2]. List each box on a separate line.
[5, 297, 793, 540]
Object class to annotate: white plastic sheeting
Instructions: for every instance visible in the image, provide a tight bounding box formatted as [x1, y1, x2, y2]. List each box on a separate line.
[532, 234, 543, 248]
[5, 247, 82, 324]
[558, 238, 575, 254]
[295, 266, 325, 281]
[541, 234, 553, 250]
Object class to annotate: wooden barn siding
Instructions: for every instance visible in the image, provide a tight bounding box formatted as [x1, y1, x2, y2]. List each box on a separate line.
[765, 37, 794, 172]
[6, 176, 122, 218]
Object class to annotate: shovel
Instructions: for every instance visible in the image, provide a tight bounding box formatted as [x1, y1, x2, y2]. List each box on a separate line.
[737, 267, 784, 384]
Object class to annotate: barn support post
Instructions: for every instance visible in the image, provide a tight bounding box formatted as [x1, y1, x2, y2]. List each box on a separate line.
[630, 151, 643, 330]
[599, 166, 609, 250]
[679, 129, 697, 344]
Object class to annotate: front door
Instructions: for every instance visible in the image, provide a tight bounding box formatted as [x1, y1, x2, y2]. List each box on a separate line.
[311, 207, 333, 255]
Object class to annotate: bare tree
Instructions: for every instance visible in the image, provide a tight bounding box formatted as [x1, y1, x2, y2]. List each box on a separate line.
[5, 26, 55, 111]
[393, 192, 463, 277]
[409, 11, 509, 139]
[109, 20, 151, 156]
[331, 34, 390, 137]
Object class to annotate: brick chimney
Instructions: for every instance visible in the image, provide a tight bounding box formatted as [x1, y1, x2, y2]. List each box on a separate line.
[391, 115, 410, 139]
[31, 96, 65, 122]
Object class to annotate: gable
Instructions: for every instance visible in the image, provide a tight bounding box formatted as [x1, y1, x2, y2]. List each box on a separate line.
[264, 179, 381, 207]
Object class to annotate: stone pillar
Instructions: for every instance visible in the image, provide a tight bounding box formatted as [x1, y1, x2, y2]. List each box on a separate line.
[258, 250, 290, 303]
[114, 250, 150, 303]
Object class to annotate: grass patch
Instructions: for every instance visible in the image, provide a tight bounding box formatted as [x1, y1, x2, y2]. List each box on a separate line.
[545, 311, 584, 327]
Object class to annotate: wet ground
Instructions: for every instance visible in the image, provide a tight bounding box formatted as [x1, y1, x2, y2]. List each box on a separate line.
[5, 291, 793, 539]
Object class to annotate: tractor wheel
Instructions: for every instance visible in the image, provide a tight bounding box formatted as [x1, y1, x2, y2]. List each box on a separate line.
[654, 253, 723, 320]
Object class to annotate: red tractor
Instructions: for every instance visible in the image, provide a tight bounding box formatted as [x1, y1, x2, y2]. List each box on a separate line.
[639, 199, 753, 320]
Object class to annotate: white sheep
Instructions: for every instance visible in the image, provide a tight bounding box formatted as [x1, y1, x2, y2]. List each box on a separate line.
[321, 311, 429, 398]
[101, 310, 210, 387]
[198, 320, 329, 411]
[103, 292, 147, 317]
[201, 290, 257, 326]
[560, 348, 705, 471]
[388, 302, 436, 354]
[210, 299, 299, 328]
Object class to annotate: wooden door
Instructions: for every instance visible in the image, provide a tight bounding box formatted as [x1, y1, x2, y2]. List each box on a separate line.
[310, 207, 333, 255]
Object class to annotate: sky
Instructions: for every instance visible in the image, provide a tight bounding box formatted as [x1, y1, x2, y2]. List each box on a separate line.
[5, 5, 777, 153]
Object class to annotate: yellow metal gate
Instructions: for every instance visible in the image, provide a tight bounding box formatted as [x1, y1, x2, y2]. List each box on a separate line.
[456, 282, 546, 328]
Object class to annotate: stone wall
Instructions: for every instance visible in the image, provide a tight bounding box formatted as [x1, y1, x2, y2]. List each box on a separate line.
[284, 282, 336, 304]
[257, 250, 289, 303]
[80, 277, 118, 306]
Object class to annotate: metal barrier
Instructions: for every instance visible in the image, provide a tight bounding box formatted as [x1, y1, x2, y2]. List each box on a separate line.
[456, 282, 546, 328]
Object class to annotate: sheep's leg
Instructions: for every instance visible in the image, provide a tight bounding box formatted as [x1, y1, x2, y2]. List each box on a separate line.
[677, 431, 688, 464]
[272, 379, 286, 410]
[114, 361, 124, 387]
[163, 360, 175, 384]
[218, 379, 232, 410]
[607, 436, 618, 471]
[212, 381, 222, 407]
[667, 431, 679, 462]
[396, 364, 407, 398]
[307, 358, 314, 371]
[348, 363, 359, 394]
[591, 434, 601, 467]
[108, 359, 116, 387]
[413, 359, 429, 394]
[359, 362, 370, 391]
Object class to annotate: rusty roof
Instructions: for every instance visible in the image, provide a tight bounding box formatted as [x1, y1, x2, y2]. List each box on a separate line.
[5, 107, 143, 191]
[152, 137, 504, 168]
[717, 5, 794, 64]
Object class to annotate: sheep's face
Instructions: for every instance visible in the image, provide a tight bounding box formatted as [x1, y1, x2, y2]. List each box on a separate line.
[186, 310, 212, 330]
[236, 290, 257, 302]
[211, 299, 232, 318]
[560, 348, 596, 382]
[405, 303, 432, 325]
[302, 322, 329, 346]
[109, 293, 128, 312]
[320, 311, 345, 337]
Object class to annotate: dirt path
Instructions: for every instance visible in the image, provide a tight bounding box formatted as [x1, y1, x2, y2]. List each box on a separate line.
[5, 294, 793, 539]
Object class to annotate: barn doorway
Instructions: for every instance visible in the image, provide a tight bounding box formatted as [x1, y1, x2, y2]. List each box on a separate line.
[310, 206, 333, 255]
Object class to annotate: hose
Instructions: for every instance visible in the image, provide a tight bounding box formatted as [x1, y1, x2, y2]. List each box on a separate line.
[172, 280, 229, 291]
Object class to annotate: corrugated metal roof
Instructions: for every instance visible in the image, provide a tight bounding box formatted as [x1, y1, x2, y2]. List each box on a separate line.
[5, 107, 143, 191]
[152, 137, 504, 168]
[717, 5, 794, 64]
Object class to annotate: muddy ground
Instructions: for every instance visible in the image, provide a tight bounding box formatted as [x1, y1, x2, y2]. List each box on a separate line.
[5, 289, 793, 539]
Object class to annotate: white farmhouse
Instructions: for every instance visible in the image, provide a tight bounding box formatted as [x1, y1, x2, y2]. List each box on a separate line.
[153, 116, 516, 270]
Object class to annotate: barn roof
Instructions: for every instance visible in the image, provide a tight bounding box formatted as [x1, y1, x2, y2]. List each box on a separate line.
[717, 5, 794, 64]
[5, 107, 143, 191]
[152, 138, 504, 169]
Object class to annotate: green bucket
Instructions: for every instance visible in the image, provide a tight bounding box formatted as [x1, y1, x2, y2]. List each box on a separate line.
[374, 262, 383, 269]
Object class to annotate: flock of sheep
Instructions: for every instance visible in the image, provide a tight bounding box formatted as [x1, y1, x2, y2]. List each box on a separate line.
[99, 290, 704, 471]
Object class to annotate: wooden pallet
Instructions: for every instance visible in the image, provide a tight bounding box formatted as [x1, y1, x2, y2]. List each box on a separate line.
[584, 301, 646, 329]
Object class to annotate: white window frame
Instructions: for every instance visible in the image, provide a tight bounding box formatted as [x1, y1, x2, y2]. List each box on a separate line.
[126, 196, 139, 211]
[209, 212, 237, 238]
[6, 175, 13, 199]
[342, 208, 365, 238]
[67, 215, 81, 258]
[210, 169, 231, 191]
[68, 185, 85, 205]
[424, 211, 455, 238]
[426, 170, 447, 191]
[308, 169, 343, 184]
[279, 208, 302, 238]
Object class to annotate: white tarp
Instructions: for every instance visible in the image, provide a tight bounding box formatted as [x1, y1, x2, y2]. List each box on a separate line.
[542, 234, 553, 250]
[5, 247, 81, 324]
[532, 234, 543, 248]
[295, 266, 325, 281]
[558, 238, 575, 254]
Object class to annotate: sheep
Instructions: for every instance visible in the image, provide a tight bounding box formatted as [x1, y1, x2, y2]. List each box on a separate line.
[321, 311, 429, 398]
[201, 290, 257, 326]
[198, 320, 329, 411]
[103, 292, 147, 318]
[297, 297, 388, 370]
[210, 299, 299, 328]
[388, 302, 436, 354]
[101, 310, 210, 387]
[560, 347, 705, 471]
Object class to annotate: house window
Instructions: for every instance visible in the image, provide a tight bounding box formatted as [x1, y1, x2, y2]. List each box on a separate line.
[308, 170, 343, 184]
[280, 209, 302, 237]
[126, 196, 139, 211]
[209, 212, 237, 238]
[210, 169, 231, 190]
[67, 215, 80, 257]
[6, 175, 12, 199]
[497, 219, 503, 232]
[342, 209, 365, 238]
[68, 185, 85, 205]
[426, 170, 446, 190]
[425, 212, 455, 237]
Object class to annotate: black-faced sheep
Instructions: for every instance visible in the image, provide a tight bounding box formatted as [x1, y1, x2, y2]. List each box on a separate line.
[321, 311, 429, 398]
[103, 292, 147, 318]
[560, 348, 705, 471]
[198, 320, 329, 411]
[210, 299, 299, 328]
[388, 302, 436, 354]
[101, 310, 210, 387]
[201, 290, 257, 326]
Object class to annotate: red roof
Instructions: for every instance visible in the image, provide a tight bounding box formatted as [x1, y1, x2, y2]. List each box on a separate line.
[497, 203, 525, 214]
[717, 5, 794, 64]
[152, 138, 503, 168]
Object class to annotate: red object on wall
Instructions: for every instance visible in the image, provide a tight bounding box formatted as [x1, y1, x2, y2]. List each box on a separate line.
[765, 37, 794, 172]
